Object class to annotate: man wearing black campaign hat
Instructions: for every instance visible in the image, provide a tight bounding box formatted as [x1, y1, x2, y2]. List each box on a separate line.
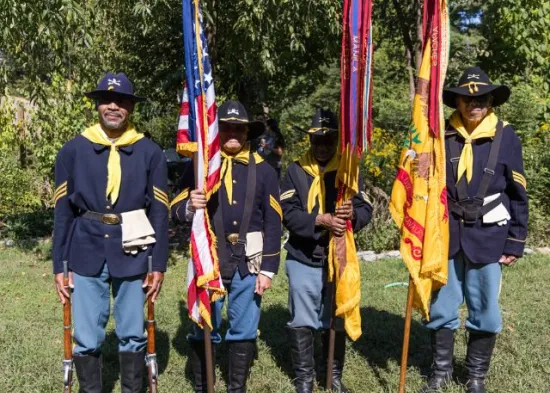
[417, 67, 528, 393]
[53, 72, 169, 392]
[280, 108, 373, 393]
[253, 117, 286, 179]
[171, 100, 282, 392]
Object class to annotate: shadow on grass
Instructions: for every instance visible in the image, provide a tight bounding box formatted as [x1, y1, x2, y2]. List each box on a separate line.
[173, 300, 202, 388]
[352, 307, 431, 389]
[259, 304, 433, 389]
[102, 328, 171, 392]
[258, 304, 295, 378]
[173, 298, 235, 388]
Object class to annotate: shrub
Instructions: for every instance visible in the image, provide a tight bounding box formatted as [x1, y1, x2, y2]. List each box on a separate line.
[355, 183, 400, 253]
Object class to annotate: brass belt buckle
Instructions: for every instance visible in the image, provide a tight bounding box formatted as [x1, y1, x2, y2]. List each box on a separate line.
[226, 233, 239, 245]
[102, 213, 120, 225]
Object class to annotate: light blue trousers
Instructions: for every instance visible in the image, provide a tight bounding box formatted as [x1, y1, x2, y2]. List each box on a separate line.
[188, 270, 261, 343]
[72, 263, 146, 355]
[285, 257, 331, 330]
[425, 252, 503, 334]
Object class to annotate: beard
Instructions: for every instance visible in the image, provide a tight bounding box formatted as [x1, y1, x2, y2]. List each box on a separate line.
[100, 112, 128, 131]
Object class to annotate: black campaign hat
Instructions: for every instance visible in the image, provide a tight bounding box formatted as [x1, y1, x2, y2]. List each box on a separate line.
[443, 67, 510, 108]
[218, 100, 265, 140]
[85, 72, 146, 102]
[296, 108, 339, 136]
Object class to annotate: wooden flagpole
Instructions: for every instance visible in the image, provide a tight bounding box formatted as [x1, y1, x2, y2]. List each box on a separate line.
[325, 281, 336, 390]
[192, 151, 215, 393]
[204, 324, 215, 393]
[398, 276, 415, 393]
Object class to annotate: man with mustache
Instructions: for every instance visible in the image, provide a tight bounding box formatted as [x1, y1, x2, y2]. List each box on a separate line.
[52, 72, 169, 393]
[171, 100, 282, 392]
[280, 109, 373, 393]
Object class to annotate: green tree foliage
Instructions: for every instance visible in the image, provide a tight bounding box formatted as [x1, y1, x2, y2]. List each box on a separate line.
[0, 0, 549, 249]
[0, 0, 92, 98]
[483, 0, 550, 80]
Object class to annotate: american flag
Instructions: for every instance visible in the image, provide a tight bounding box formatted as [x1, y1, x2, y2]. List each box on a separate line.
[178, 0, 224, 329]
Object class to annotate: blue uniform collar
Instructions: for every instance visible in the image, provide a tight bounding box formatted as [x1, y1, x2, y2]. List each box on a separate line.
[92, 143, 134, 154]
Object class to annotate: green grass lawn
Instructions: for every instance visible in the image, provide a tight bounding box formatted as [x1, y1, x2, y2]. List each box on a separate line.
[0, 247, 549, 393]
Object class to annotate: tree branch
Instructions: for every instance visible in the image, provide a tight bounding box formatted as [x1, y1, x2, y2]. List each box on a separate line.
[391, 0, 417, 101]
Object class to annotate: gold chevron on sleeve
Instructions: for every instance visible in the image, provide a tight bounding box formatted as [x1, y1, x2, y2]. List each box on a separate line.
[54, 190, 67, 205]
[170, 188, 190, 208]
[153, 186, 169, 201]
[512, 171, 527, 189]
[53, 181, 67, 200]
[53, 181, 68, 205]
[153, 186, 170, 209]
[280, 189, 295, 201]
[269, 195, 283, 219]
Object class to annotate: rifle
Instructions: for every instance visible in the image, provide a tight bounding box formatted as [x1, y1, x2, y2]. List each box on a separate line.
[146, 256, 159, 393]
[62, 260, 73, 393]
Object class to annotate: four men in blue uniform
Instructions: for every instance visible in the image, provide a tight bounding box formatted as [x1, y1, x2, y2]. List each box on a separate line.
[418, 68, 528, 393]
[53, 70, 528, 393]
[53, 73, 169, 392]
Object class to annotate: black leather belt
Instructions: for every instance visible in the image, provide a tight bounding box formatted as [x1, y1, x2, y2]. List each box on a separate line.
[81, 211, 121, 225]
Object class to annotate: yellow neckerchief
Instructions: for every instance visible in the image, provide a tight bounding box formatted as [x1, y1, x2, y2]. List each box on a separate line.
[220, 143, 263, 205]
[82, 123, 144, 204]
[449, 109, 498, 183]
[298, 149, 338, 214]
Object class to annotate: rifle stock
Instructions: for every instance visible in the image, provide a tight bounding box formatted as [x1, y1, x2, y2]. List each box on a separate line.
[62, 260, 73, 393]
[146, 256, 159, 393]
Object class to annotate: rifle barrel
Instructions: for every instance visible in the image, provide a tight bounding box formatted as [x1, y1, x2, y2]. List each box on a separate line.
[62, 260, 73, 392]
[146, 256, 158, 391]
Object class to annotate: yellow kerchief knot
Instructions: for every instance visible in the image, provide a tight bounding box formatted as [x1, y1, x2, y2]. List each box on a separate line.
[450, 110, 498, 183]
[82, 124, 144, 204]
[220, 143, 263, 205]
[298, 150, 338, 214]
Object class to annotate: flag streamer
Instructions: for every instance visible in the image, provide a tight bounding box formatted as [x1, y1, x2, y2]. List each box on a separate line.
[329, 0, 374, 341]
[389, 0, 450, 319]
[180, 0, 224, 329]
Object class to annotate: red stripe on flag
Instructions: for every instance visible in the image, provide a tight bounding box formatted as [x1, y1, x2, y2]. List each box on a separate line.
[207, 104, 216, 125]
[189, 233, 212, 317]
[396, 168, 414, 207]
[441, 187, 449, 222]
[208, 133, 220, 161]
[404, 211, 425, 243]
[206, 168, 221, 192]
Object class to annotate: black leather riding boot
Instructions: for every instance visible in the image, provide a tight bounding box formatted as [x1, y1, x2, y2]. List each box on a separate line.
[227, 340, 256, 393]
[321, 330, 349, 393]
[119, 351, 145, 393]
[465, 332, 496, 393]
[417, 328, 454, 393]
[288, 327, 315, 393]
[189, 340, 216, 393]
[74, 354, 103, 393]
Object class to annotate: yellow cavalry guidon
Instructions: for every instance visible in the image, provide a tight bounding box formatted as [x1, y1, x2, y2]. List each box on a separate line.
[389, 0, 450, 320]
